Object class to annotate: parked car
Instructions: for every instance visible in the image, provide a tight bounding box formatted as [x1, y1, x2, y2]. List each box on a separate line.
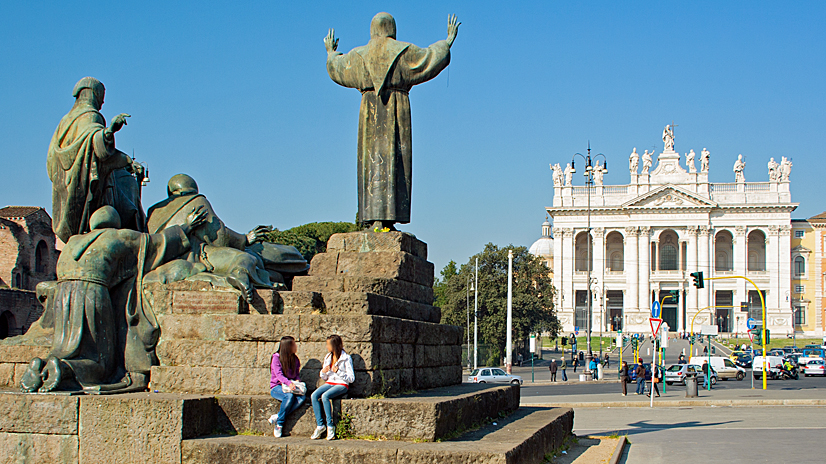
[467, 368, 523, 385]
[768, 349, 786, 358]
[783, 346, 802, 354]
[753, 355, 784, 379]
[627, 363, 652, 382]
[803, 359, 826, 377]
[799, 348, 826, 367]
[729, 350, 747, 362]
[690, 356, 746, 381]
[665, 364, 710, 386]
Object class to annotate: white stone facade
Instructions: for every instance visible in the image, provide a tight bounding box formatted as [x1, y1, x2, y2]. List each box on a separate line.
[547, 132, 797, 337]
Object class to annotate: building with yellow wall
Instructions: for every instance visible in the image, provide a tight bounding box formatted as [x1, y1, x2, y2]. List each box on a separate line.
[791, 214, 825, 336]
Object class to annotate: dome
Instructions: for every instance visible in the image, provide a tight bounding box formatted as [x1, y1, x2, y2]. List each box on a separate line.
[529, 236, 554, 258]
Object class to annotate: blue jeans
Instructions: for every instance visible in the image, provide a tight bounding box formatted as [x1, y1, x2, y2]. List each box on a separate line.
[561, 369, 567, 381]
[311, 383, 348, 428]
[270, 387, 306, 427]
[636, 377, 645, 394]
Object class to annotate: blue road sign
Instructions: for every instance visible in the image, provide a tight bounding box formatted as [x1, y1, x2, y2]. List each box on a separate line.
[651, 301, 661, 319]
[574, 327, 579, 335]
[747, 318, 756, 330]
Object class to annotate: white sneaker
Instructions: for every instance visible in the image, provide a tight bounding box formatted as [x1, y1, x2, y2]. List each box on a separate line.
[267, 414, 278, 425]
[273, 425, 282, 438]
[311, 426, 325, 440]
[326, 426, 336, 441]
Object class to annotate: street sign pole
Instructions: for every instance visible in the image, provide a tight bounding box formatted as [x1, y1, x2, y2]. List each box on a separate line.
[648, 315, 663, 408]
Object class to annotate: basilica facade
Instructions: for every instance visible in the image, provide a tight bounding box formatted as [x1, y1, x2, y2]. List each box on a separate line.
[545, 129, 796, 336]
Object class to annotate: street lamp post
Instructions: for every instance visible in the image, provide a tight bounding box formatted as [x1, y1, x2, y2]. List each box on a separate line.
[474, 257, 479, 370]
[571, 145, 608, 357]
[506, 249, 514, 374]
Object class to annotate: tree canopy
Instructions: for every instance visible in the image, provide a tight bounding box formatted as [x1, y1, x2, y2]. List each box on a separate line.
[435, 243, 558, 366]
[264, 221, 361, 261]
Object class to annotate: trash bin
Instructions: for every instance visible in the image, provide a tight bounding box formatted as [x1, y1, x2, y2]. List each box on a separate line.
[579, 374, 588, 382]
[685, 373, 698, 398]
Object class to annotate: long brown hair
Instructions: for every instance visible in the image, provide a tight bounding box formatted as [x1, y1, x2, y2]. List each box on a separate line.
[327, 334, 343, 363]
[278, 336, 297, 373]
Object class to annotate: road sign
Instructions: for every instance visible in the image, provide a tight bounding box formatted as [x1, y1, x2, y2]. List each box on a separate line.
[700, 324, 719, 336]
[746, 318, 756, 330]
[529, 334, 536, 352]
[574, 327, 579, 336]
[748, 331, 755, 343]
[651, 301, 661, 319]
[649, 317, 663, 337]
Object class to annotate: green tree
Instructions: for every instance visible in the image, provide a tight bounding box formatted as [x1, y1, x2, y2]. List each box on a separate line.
[264, 221, 361, 261]
[439, 244, 557, 366]
[433, 260, 457, 310]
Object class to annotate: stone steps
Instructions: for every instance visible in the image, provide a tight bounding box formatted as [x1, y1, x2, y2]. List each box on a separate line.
[182, 406, 573, 464]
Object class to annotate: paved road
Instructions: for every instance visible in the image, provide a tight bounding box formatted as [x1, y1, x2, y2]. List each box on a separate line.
[574, 406, 826, 463]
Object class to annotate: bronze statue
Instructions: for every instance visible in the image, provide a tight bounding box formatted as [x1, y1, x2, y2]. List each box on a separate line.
[47, 77, 147, 243]
[20, 205, 207, 393]
[145, 174, 309, 301]
[325, 13, 460, 230]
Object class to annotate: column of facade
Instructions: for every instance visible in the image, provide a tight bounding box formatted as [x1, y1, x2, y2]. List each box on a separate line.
[639, 226, 651, 322]
[686, 226, 699, 334]
[778, 225, 793, 331]
[767, 226, 780, 315]
[592, 228, 605, 331]
[698, 226, 711, 315]
[561, 228, 575, 331]
[552, 226, 563, 314]
[624, 227, 639, 330]
[733, 226, 748, 311]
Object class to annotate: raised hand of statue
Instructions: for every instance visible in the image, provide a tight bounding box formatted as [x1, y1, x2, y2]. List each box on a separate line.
[246, 225, 273, 245]
[446, 14, 461, 47]
[109, 113, 131, 133]
[182, 205, 208, 235]
[324, 28, 339, 54]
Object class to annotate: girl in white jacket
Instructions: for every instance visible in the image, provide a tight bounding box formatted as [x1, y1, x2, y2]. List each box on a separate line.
[310, 334, 355, 440]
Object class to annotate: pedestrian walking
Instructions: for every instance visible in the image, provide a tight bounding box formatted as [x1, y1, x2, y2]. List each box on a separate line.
[678, 354, 687, 364]
[549, 359, 558, 382]
[619, 361, 629, 396]
[648, 364, 661, 397]
[560, 358, 568, 381]
[635, 358, 646, 395]
[702, 362, 714, 389]
[573, 357, 579, 373]
[604, 353, 610, 368]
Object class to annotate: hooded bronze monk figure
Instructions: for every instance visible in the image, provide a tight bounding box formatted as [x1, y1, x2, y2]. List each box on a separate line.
[325, 13, 460, 230]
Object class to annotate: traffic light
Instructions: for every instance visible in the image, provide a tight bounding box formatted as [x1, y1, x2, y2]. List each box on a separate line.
[561, 337, 567, 346]
[765, 329, 771, 344]
[669, 290, 679, 301]
[690, 271, 704, 288]
[751, 328, 761, 346]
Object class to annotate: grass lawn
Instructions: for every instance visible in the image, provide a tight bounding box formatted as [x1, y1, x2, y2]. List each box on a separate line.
[542, 336, 617, 352]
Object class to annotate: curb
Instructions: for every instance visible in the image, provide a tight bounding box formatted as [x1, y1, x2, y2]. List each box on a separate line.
[522, 398, 826, 408]
[609, 436, 627, 464]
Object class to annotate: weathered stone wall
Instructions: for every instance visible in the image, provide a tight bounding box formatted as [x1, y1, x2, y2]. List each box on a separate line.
[0, 288, 44, 339]
[0, 208, 57, 291]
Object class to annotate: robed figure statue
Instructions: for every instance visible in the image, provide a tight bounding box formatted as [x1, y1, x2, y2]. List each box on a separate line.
[325, 13, 460, 230]
[47, 77, 146, 243]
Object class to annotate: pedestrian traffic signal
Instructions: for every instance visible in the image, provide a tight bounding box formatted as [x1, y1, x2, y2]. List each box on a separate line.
[765, 329, 771, 344]
[690, 271, 704, 288]
[750, 328, 761, 345]
[561, 337, 567, 346]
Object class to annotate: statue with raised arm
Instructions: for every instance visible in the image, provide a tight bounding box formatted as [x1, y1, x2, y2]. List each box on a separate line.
[700, 148, 710, 172]
[629, 148, 639, 174]
[641, 150, 653, 174]
[687, 149, 697, 173]
[662, 125, 675, 151]
[551, 163, 563, 187]
[326, 13, 459, 231]
[594, 161, 604, 185]
[47, 77, 146, 243]
[733, 154, 746, 182]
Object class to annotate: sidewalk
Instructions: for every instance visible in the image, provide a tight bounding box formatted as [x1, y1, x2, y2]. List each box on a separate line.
[523, 384, 826, 408]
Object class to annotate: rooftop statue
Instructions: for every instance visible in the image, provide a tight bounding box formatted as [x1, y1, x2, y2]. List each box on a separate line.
[20, 206, 206, 393]
[700, 148, 710, 172]
[733, 154, 746, 182]
[326, 13, 460, 230]
[662, 124, 675, 152]
[641, 150, 653, 175]
[629, 148, 639, 174]
[47, 77, 147, 243]
[145, 174, 309, 301]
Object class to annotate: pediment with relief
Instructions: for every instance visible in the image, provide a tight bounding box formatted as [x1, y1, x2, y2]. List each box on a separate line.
[623, 185, 717, 209]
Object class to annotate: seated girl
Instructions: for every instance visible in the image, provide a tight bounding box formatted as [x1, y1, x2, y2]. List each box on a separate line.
[310, 334, 354, 440]
[267, 336, 305, 437]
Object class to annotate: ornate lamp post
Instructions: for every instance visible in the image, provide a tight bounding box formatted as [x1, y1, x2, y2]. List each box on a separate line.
[571, 145, 608, 356]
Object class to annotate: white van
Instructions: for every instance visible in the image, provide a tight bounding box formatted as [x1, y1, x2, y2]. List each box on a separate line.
[753, 355, 784, 379]
[690, 356, 746, 381]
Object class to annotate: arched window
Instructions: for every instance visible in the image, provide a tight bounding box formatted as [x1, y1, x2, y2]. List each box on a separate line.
[610, 252, 624, 271]
[747, 230, 766, 271]
[13, 274, 21, 289]
[605, 231, 624, 271]
[0, 311, 15, 339]
[794, 256, 806, 277]
[574, 232, 592, 272]
[660, 245, 678, 270]
[715, 231, 734, 271]
[35, 240, 48, 273]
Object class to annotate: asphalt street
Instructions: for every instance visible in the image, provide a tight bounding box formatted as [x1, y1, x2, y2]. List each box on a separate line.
[575, 406, 826, 463]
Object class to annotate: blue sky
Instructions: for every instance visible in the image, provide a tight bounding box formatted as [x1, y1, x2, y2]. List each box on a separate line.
[1, 1, 824, 272]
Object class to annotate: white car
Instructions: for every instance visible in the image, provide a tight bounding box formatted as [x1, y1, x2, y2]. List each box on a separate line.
[803, 359, 826, 377]
[690, 356, 746, 381]
[468, 368, 523, 385]
[753, 355, 784, 379]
